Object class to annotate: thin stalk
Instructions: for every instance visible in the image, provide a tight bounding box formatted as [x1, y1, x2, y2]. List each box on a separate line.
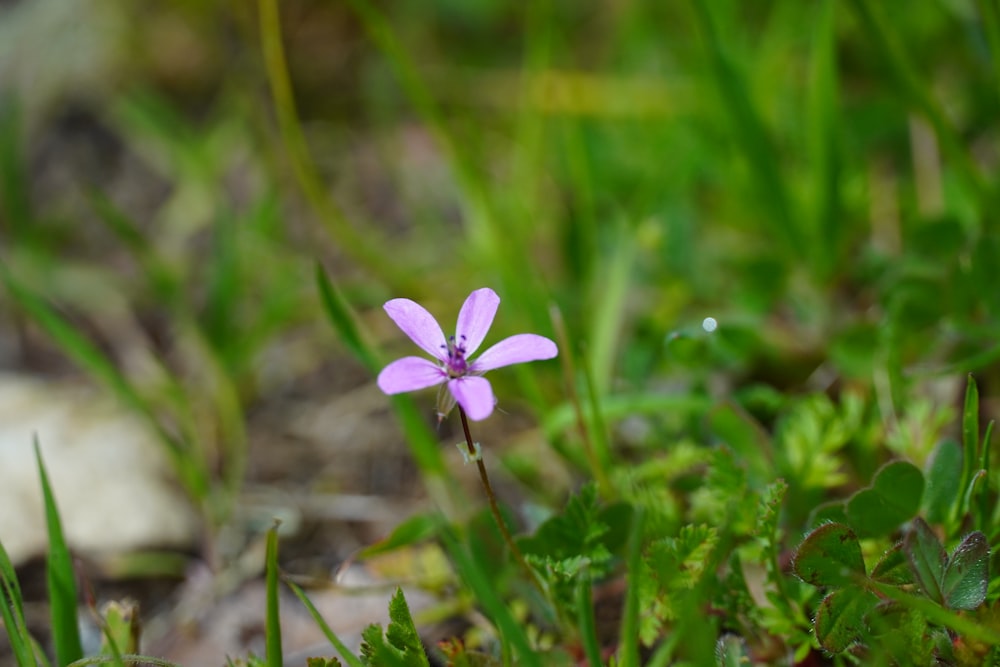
[457, 407, 544, 593]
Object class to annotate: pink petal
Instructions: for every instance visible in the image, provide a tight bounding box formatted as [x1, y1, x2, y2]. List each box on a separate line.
[377, 357, 446, 394]
[448, 376, 495, 421]
[471, 334, 558, 372]
[455, 288, 499, 356]
[384, 298, 447, 360]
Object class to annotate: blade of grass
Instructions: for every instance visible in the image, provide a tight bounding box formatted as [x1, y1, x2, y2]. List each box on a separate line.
[977, 0, 1000, 103]
[871, 580, 1000, 644]
[257, 0, 402, 288]
[315, 265, 456, 514]
[616, 506, 645, 667]
[284, 579, 366, 667]
[549, 304, 613, 495]
[341, 0, 494, 253]
[847, 0, 988, 204]
[0, 103, 32, 240]
[588, 229, 634, 396]
[574, 575, 602, 667]
[1, 267, 209, 503]
[439, 524, 542, 667]
[265, 526, 283, 667]
[958, 374, 979, 522]
[690, 2, 802, 257]
[543, 392, 711, 440]
[35, 439, 83, 667]
[806, 0, 841, 282]
[315, 264, 380, 374]
[0, 538, 39, 667]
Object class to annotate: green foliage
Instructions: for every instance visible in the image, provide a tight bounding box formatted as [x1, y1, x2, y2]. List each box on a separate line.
[6, 0, 1000, 664]
[306, 659, 344, 667]
[36, 441, 83, 667]
[793, 517, 992, 655]
[96, 600, 140, 663]
[360, 588, 430, 667]
[0, 538, 40, 667]
[792, 523, 866, 589]
[265, 527, 282, 667]
[519, 483, 629, 611]
[845, 460, 924, 538]
[905, 518, 988, 611]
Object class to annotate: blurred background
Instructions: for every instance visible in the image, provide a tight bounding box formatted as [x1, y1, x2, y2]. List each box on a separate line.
[0, 0, 998, 661]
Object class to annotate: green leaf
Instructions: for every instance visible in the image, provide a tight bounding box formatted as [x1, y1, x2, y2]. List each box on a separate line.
[814, 587, 879, 653]
[961, 374, 980, 513]
[315, 265, 380, 374]
[870, 542, 912, 586]
[707, 403, 771, 484]
[942, 531, 989, 610]
[385, 588, 428, 666]
[307, 659, 344, 667]
[845, 460, 924, 538]
[265, 527, 282, 667]
[923, 440, 962, 525]
[98, 600, 140, 663]
[617, 507, 645, 667]
[646, 525, 718, 592]
[2, 268, 207, 502]
[519, 483, 629, 584]
[792, 523, 865, 588]
[37, 440, 83, 667]
[904, 517, 947, 605]
[359, 589, 429, 667]
[0, 537, 38, 667]
[359, 514, 441, 559]
[286, 579, 366, 667]
[439, 527, 541, 667]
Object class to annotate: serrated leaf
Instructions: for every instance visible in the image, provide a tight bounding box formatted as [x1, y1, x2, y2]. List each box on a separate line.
[386, 588, 428, 666]
[814, 587, 879, 653]
[846, 460, 924, 538]
[870, 542, 912, 586]
[792, 523, 865, 588]
[708, 403, 771, 483]
[942, 532, 989, 610]
[904, 518, 947, 605]
[756, 479, 787, 537]
[923, 440, 962, 524]
[519, 483, 625, 581]
[646, 524, 718, 591]
[307, 659, 344, 667]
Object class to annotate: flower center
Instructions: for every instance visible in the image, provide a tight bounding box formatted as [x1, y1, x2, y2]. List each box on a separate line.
[441, 334, 469, 377]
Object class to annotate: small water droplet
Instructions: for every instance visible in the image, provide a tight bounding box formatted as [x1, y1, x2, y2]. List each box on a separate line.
[702, 317, 718, 333]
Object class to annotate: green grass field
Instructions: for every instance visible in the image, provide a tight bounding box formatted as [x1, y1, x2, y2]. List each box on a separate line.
[2, 1, 1000, 664]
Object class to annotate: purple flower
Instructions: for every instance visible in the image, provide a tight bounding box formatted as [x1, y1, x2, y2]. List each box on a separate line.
[377, 287, 558, 421]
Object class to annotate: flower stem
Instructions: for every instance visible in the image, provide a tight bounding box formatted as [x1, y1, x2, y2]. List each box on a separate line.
[458, 407, 543, 591]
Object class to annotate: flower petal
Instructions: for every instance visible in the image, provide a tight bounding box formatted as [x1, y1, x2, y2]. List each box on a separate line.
[471, 333, 558, 372]
[448, 376, 495, 421]
[455, 288, 499, 356]
[377, 357, 446, 394]
[384, 298, 447, 359]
